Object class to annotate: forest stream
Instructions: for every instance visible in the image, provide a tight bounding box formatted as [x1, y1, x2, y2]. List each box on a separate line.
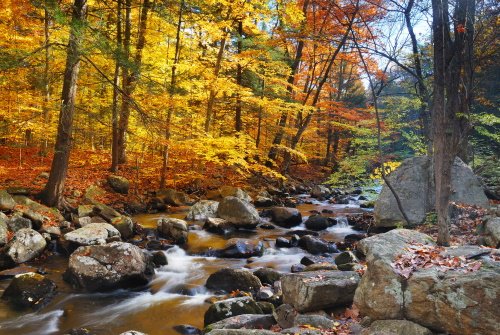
[0, 194, 371, 335]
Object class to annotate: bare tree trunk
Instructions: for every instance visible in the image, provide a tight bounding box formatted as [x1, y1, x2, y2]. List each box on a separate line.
[256, 79, 264, 148]
[42, 6, 51, 125]
[204, 36, 227, 133]
[116, 0, 151, 164]
[40, 0, 87, 208]
[111, 0, 122, 172]
[160, 0, 183, 189]
[235, 20, 243, 132]
[432, 0, 475, 246]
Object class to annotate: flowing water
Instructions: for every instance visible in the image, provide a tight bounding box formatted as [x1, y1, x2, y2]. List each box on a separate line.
[0, 195, 370, 335]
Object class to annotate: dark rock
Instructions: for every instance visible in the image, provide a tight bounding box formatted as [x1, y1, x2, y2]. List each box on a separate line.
[298, 235, 337, 254]
[270, 207, 302, 228]
[300, 255, 336, 266]
[204, 297, 263, 326]
[304, 215, 333, 231]
[253, 268, 282, 285]
[255, 197, 274, 207]
[204, 314, 275, 332]
[63, 242, 153, 291]
[335, 251, 358, 266]
[258, 223, 275, 230]
[152, 251, 168, 267]
[291, 264, 305, 273]
[217, 239, 265, 258]
[2, 272, 56, 310]
[107, 175, 129, 194]
[285, 230, 319, 237]
[173, 325, 202, 335]
[275, 237, 290, 248]
[206, 268, 262, 293]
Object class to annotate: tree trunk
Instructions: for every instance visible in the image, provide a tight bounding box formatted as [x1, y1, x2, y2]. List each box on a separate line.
[160, 0, 184, 189]
[235, 20, 243, 132]
[111, 0, 122, 172]
[42, 6, 51, 125]
[204, 36, 226, 133]
[40, 0, 87, 208]
[432, 0, 475, 246]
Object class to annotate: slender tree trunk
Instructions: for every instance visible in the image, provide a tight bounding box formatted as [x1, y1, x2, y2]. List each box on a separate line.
[235, 20, 243, 132]
[432, 0, 475, 246]
[256, 79, 264, 148]
[42, 6, 51, 125]
[267, 0, 310, 165]
[40, 0, 87, 208]
[160, 0, 183, 188]
[111, 0, 122, 172]
[117, 0, 151, 164]
[204, 36, 226, 133]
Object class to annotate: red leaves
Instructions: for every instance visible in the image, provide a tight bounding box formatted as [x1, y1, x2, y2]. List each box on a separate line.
[391, 243, 483, 279]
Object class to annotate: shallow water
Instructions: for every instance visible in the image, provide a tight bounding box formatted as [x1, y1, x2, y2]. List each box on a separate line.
[0, 196, 369, 335]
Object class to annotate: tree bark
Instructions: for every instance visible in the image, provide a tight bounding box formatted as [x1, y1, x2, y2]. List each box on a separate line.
[111, 0, 122, 172]
[204, 36, 227, 133]
[235, 20, 243, 132]
[40, 0, 87, 208]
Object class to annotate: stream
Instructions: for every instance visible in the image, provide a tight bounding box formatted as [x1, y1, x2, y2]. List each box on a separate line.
[0, 195, 371, 335]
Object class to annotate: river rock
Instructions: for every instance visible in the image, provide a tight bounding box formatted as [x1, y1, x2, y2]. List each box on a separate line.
[298, 235, 337, 254]
[107, 175, 130, 194]
[119, 332, 147, 335]
[207, 186, 253, 203]
[206, 268, 262, 293]
[111, 215, 134, 239]
[172, 325, 202, 335]
[205, 330, 275, 335]
[158, 188, 189, 206]
[204, 297, 263, 326]
[205, 314, 275, 332]
[273, 303, 297, 328]
[217, 239, 264, 258]
[78, 205, 95, 218]
[254, 197, 274, 207]
[354, 230, 499, 335]
[13, 195, 64, 226]
[482, 217, 500, 248]
[270, 207, 302, 228]
[204, 218, 232, 234]
[64, 242, 154, 291]
[216, 197, 260, 228]
[7, 214, 32, 232]
[64, 223, 120, 246]
[304, 263, 337, 271]
[7, 228, 46, 263]
[1, 272, 56, 310]
[275, 237, 291, 248]
[374, 156, 489, 227]
[0, 190, 16, 211]
[0, 219, 7, 245]
[294, 314, 334, 329]
[186, 200, 219, 221]
[280, 327, 321, 335]
[304, 215, 332, 231]
[310, 185, 330, 199]
[253, 268, 282, 285]
[361, 320, 432, 335]
[335, 251, 358, 266]
[157, 218, 188, 244]
[281, 270, 360, 312]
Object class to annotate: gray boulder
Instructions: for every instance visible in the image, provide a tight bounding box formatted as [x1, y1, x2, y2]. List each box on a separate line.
[63, 242, 153, 291]
[0, 217, 8, 245]
[110, 215, 134, 239]
[204, 297, 263, 326]
[7, 214, 32, 232]
[310, 185, 330, 199]
[270, 207, 302, 228]
[354, 230, 499, 335]
[205, 314, 275, 332]
[281, 270, 360, 312]
[0, 190, 16, 211]
[7, 228, 47, 263]
[204, 217, 232, 234]
[157, 218, 188, 244]
[64, 223, 120, 246]
[186, 200, 219, 221]
[13, 195, 64, 227]
[294, 314, 334, 329]
[206, 268, 262, 293]
[482, 217, 500, 248]
[217, 197, 260, 228]
[361, 320, 432, 335]
[374, 156, 489, 227]
[107, 175, 130, 194]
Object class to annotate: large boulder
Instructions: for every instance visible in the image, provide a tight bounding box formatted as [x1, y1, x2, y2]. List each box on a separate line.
[205, 314, 275, 332]
[354, 230, 500, 335]
[157, 218, 189, 244]
[157, 188, 189, 206]
[216, 197, 260, 228]
[204, 297, 263, 326]
[374, 156, 489, 227]
[207, 186, 252, 203]
[186, 200, 219, 221]
[270, 207, 302, 228]
[107, 175, 130, 194]
[64, 223, 120, 246]
[361, 320, 432, 335]
[206, 268, 262, 293]
[281, 270, 360, 312]
[13, 195, 64, 227]
[7, 228, 47, 263]
[1, 272, 56, 310]
[0, 190, 16, 211]
[63, 242, 153, 291]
